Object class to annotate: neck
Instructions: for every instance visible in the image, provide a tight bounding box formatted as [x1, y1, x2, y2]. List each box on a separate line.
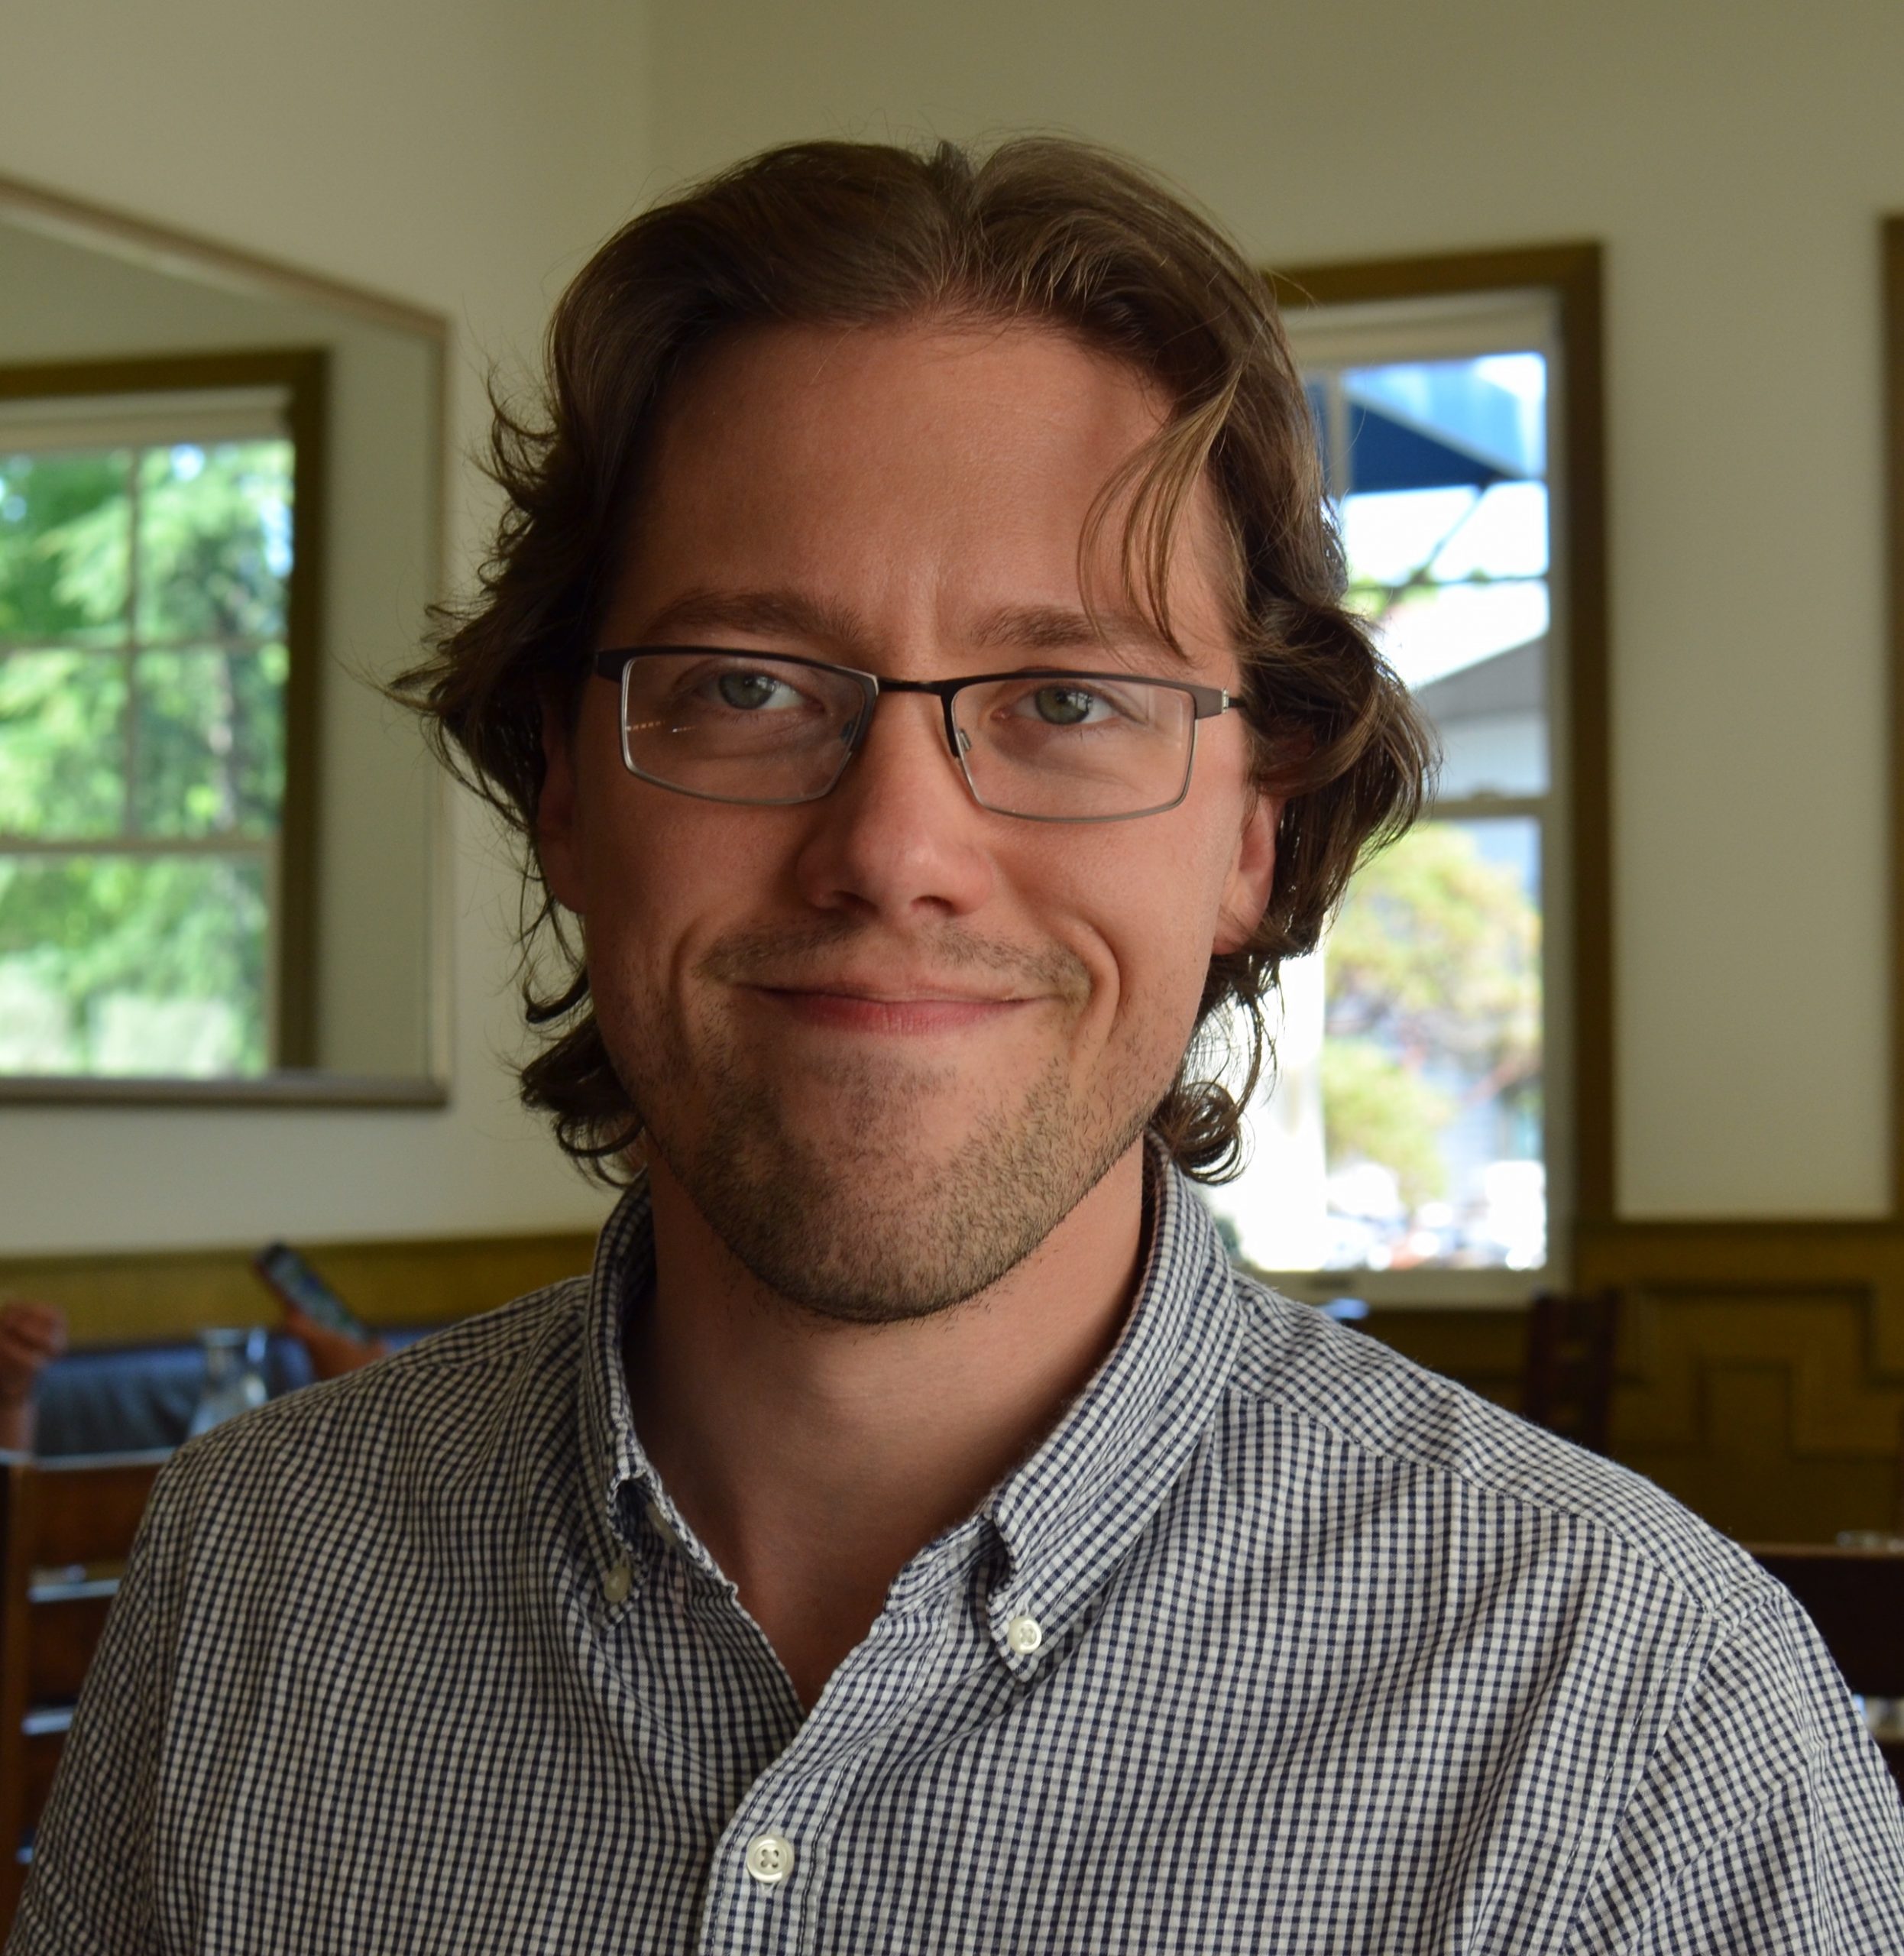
[624, 1143, 1148, 1710]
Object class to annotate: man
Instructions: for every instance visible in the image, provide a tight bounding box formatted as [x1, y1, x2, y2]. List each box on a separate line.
[18, 138, 1903, 1953]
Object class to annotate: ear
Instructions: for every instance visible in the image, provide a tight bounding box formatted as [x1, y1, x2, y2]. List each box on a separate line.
[1212, 789, 1280, 956]
[536, 688, 588, 916]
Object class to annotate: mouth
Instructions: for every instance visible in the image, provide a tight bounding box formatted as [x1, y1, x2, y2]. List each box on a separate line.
[750, 985, 1035, 1036]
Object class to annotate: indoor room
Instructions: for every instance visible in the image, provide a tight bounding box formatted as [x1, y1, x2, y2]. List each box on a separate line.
[3, 0, 1902, 1941]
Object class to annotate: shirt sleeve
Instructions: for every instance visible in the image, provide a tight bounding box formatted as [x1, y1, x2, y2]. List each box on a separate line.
[1567, 1580, 1904, 1955]
[5, 1462, 182, 1956]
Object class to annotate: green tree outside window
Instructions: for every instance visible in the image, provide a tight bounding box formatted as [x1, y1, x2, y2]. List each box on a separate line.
[0, 436, 293, 1077]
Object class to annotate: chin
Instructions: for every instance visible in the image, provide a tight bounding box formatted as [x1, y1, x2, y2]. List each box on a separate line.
[649, 1046, 1149, 1326]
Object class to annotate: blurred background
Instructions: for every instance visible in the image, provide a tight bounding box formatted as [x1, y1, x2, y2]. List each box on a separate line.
[2, 0, 1903, 1543]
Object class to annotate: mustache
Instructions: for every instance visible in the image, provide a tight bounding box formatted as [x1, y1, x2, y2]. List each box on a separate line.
[700, 917, 1090, 1001]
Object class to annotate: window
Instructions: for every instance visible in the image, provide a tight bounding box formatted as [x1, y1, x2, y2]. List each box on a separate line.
[0, 352, 324, 1081]
[1209, 251, 1608, 1298]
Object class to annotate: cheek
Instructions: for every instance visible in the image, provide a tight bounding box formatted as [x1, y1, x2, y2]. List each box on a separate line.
[574, 801, 698, 1009]
[1043, 828, 1231, 1058]
[577, 795, 798, 1020]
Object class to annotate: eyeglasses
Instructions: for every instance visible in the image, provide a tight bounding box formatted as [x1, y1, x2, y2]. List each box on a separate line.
[591, 646, 1240, 823]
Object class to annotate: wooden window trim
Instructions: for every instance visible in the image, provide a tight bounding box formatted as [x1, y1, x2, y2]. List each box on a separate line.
[0, 347, 329, 1070]
[1886, 219, 1904, 1217]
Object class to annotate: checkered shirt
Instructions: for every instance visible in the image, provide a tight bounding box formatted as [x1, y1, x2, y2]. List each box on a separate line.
[16, 1154, 1904, 1953]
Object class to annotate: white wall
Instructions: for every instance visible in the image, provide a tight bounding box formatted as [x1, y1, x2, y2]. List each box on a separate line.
[646, 0, 1904, 1221]
[3, 0, 1899, 1252]
[0, 0, 654, 1252]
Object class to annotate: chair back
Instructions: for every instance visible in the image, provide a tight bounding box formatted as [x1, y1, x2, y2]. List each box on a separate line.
[0, 1451, 167, 1919]
[1522, 1287, 1620, 1453]
[1750, 1543, 1904, 1795]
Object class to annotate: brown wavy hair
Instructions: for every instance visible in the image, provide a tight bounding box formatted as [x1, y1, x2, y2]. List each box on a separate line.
[396, 134, 1435, 1184]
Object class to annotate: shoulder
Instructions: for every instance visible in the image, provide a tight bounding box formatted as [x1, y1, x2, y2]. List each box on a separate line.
[1219, 1268, 1774, 1632]
[144, 1276, 594, 1548]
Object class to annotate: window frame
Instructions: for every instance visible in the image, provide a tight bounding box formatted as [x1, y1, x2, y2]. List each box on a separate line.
[1886, 219, 1904, 1217]
[0, 346, 329, 1078]
[1261, 244, 1610, 1304]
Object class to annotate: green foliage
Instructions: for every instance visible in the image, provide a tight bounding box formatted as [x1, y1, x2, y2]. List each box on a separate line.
[135, 443, 290, 641]
[0, 853, 268, 1074]
[0, 449, 130, 639]
[1326, 823, 1540, 1072]
[0, 437, 293, 1076]
[1323, 822, 1540, 1190]
[1320, 1038, 1455, 1207]
[0, 649, 127, 835]
[134, 645, 287, 837]
[0, 449, 131, 641]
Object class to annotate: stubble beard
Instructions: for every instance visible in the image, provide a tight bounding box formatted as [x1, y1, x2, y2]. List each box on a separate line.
[601, 946, 1168, 1326]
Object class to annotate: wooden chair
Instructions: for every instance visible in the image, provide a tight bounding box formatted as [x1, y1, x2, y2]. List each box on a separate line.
[1522, 1287, 1620, 1454]
[0, 1451, 167, 1919]
[1748, 1543, 1904, 1796]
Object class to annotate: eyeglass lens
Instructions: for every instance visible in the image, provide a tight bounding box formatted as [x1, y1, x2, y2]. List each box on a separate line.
[617, 651, 1199, 819]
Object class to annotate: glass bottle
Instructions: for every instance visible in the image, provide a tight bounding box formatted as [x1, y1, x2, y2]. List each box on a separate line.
[188, 1326, 270, 1437]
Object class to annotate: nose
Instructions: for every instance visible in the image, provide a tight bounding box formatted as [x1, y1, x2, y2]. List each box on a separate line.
[791, 688, 996, 922]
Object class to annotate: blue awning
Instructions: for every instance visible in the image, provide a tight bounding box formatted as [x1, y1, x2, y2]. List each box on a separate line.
[1341, 401, 1507, 492]
[1307, 358, 1545, 495]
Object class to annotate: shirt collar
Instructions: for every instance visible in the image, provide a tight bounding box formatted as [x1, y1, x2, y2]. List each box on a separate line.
[576, 1136, 1244, 1649]
[576, 1181, 670, 1572]
[973, 1135, 1243, 1672]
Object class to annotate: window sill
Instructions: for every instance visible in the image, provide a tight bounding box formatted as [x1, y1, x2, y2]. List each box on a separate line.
[0, 1072, 448, 1109]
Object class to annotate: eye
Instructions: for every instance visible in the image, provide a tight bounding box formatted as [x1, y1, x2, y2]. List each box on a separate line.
[1019, 682, 1115, 727]
[710, 666, 805, 713]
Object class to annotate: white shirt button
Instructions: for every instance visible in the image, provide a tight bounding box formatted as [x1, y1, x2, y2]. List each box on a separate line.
[646, 1499, 679, 1550]
[1006, 1612, 1044, 1654]
[601, 1558, 633, 1605]
[744, 1831, 795, 1886]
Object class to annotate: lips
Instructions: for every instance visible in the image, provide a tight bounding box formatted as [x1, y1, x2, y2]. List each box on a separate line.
[753, 986, 1032, 1035]
[698, 924, 1093, 1010]
[759, 976, 1030, 1006]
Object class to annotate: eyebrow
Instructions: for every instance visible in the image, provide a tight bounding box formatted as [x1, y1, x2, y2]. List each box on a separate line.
[633, 588, 873, 656]
[633, 588, 1187, 668]
[968, 602, 1184, 665]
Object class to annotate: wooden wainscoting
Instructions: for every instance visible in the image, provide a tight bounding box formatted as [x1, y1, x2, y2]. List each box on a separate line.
[1368, 1222, 1904, 1545]
[1579, 1221, 1904, 1544]
[12, 1218, 1904, 1545]
[0, 1231, 600, 1347]
[1358, 1307, 1527, 1417]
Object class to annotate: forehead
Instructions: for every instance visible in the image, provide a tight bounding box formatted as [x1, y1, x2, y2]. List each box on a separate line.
[611, 317, 1235, 661]
[655, 314, 1164, 442]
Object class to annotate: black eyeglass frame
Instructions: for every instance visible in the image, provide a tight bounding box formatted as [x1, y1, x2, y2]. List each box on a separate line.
[591, 645, 1242, 823]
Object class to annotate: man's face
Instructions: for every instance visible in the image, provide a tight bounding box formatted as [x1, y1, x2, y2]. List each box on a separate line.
[539, 319, 1277, 1321]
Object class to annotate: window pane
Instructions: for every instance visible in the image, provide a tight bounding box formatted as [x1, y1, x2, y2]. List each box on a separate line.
[135, 440, 293, 643]
[1218, 817, 1542, 1273]
[1345, 358, 1545, 481]
[1209, 340, 1553, 1277]
[0, 852, 269, 1076]
[131, 644, 288, 837]
[1335, 353, 1549, 798]
[0, 649, 128, 837]
[1323, 816, 1543, 1268]
[0, 449, 132, 644]
[1413, 616, 1546, 800]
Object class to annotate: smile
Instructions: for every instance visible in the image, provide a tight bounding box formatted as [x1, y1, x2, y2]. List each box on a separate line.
[753, 987, 1034, 1035]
